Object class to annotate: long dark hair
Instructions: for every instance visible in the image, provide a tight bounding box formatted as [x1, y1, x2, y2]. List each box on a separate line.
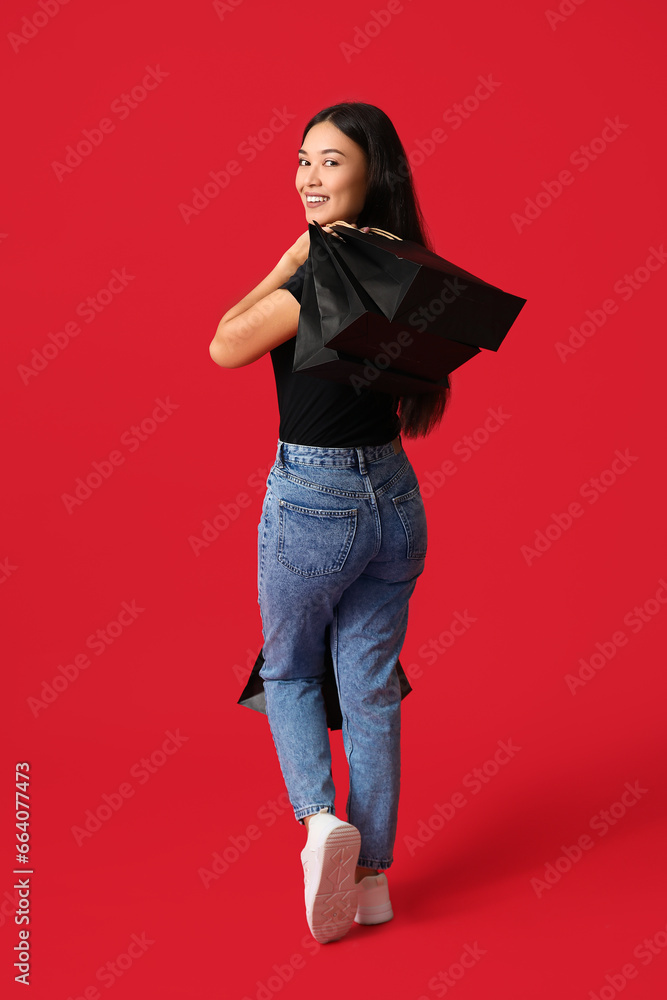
[302, 101, 451, 438]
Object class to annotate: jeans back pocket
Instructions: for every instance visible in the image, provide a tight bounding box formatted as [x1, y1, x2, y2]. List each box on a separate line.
[392, 484, 428, 560]
[277, 499, 358, 577]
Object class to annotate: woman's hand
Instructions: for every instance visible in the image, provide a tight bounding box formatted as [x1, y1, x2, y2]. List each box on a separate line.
[282, 222, 371, 270]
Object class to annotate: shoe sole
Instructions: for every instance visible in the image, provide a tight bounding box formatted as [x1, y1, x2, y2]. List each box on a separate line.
[306, 825, 361, 944]
[355, 903, 394, 925]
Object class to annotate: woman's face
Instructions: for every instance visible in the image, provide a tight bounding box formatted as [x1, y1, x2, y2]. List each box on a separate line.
[296, 122, 368, 226]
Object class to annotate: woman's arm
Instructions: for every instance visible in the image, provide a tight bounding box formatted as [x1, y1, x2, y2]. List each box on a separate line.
[219, 253, 300, 324]
[209, 228, 319, 369]
[209, 253, 301, 369]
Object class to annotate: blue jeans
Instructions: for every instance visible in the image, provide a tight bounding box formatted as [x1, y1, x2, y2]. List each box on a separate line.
[257, 435, 427, 870]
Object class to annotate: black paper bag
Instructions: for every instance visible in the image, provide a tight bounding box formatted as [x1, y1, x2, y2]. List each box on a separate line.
[292, 221, 526, 392]
[237, 629, 413, 731]
[326, 221, 527, 353]
[293, 222, 480, 392]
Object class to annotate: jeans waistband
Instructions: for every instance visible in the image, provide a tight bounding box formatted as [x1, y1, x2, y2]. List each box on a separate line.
[276, 434, 402, 472]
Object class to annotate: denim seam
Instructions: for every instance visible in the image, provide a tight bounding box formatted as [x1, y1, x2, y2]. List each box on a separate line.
[272, 468, 371, 499]
[273, 456, 408, 498]
[295, 804, 335, 822]
[393, 488, 427, 560]
[278, 500, 359, 516]
[363, 472, 382, 560]
[257, 492, 270, 597]
[277, 505, 358, 577]
[374, 459, 411, 498]
[278, 443, 399, 465]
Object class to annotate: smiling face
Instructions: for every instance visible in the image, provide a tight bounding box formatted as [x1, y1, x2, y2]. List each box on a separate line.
[296, 121, 368, 226]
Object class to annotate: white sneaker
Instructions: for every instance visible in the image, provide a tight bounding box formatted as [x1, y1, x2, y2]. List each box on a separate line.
[300, 808, 361, 944]
[354, 872, 394, 924]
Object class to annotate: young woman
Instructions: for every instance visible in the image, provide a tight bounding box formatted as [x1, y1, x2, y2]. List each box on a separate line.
[209, 102, 451, 944]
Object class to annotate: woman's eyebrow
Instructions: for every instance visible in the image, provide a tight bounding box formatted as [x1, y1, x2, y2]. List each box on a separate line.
[298, 148, 347, 156]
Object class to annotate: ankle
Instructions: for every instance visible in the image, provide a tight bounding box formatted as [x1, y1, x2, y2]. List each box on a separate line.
[355, 866, 379, 882]
[303, 807, 330, 832]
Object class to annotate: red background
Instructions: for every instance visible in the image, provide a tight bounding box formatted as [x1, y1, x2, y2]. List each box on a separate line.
[2, 0, 666, 997]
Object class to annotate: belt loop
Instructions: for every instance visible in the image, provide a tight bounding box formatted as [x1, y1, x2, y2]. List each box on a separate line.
[277, 440, 285, 468]
[355, 446, 367, 475]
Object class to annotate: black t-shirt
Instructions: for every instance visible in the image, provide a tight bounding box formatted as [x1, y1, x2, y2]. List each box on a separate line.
[272, 262, 401, 447]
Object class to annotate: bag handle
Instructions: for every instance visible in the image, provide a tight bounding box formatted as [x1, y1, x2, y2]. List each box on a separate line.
[327, 219, 403, 241]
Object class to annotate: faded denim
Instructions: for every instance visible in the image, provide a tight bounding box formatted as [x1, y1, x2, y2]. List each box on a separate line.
[257, 435, 427, 870]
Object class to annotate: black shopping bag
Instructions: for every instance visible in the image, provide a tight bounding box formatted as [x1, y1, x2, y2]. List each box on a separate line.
[327, 220, 527, 351]
[293, 230, 458, 394]
[237, 629, 413, 731]
[292, 220, 526, 391]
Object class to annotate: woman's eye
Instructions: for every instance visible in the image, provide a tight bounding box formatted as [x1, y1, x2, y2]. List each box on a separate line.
[297, 158, 338, 167]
